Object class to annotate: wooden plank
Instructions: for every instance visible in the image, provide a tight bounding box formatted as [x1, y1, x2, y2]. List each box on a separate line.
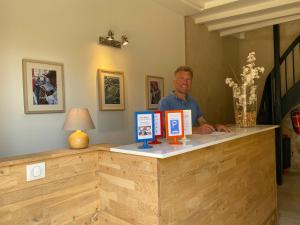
[98, 151, 159, 225]
[158, 130, 277, 225]
[0, 144, 114, 168]
[0, 130, 277, 225]
[0, 151, 101, 225]
[0, 152, 98, 194]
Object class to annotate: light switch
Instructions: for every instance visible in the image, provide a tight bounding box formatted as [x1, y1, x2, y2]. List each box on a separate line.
[26, 162, 46, 181]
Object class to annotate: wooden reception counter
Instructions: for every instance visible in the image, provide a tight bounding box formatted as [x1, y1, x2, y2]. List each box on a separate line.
[0, 125, 278, 225]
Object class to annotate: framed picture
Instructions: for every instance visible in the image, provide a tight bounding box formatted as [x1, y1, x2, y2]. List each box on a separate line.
[22, 59, 65, 114]
[98, 69, 125, 111]
[145, 75, 164, 109]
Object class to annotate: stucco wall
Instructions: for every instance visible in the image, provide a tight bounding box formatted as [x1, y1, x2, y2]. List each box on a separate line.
[238, 19, 300, 169]
[0, 0, 185, 156]
[238, 19, 300, 104]
[185, 16, 237, 124]
[185, 17, 300, 168]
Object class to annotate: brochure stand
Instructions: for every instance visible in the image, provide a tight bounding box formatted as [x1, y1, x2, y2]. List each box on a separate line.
[165, 110, 184, 145]
[169, 137, 181, 145]
[149, 136, 161, 144]
[134, 111, 155, 149]
[139, 140, 153, 149]
[149, 111, 163, 145]
[180, 135, 190, 142]
[179, 110, 192, 143]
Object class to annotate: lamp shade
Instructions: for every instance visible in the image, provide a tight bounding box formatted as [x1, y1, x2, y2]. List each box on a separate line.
[63, 108, 95, 131]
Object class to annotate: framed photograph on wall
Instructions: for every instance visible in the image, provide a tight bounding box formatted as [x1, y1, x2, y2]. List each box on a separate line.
[98, 69, 125, 111]
[145, 75, 164, 109]
[22, 59, 65, 114]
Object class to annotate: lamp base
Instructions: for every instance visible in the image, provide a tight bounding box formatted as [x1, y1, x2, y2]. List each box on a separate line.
[68, 130, 89, 149]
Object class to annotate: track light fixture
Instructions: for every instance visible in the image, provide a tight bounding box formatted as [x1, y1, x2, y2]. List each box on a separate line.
[99, 30, 129, 48]
[121, 35, 129, 46]
[107, 30, 114, 41]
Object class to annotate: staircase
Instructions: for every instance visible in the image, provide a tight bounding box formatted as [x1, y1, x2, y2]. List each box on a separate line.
[258, 34, 300, 123]
[257, 31, 300, 184]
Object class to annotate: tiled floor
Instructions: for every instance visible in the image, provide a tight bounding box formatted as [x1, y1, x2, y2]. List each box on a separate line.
[278, 170, 300, 225]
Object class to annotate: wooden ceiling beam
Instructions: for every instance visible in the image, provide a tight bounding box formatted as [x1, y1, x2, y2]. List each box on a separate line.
[207, 6, 300, 31]
[180, 0, 204, 11]
[219, 14, 300, 36]
[204, 0, 239, 9]
[181, 0, 238, 11]
[194, 0, 300, 24]
[233, 32, 246, 39]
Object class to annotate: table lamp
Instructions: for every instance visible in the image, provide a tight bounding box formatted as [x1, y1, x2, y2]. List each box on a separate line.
[63, 108, 95, 149]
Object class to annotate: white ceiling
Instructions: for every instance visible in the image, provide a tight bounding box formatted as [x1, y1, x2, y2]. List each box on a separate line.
[152, 0, 300, 37]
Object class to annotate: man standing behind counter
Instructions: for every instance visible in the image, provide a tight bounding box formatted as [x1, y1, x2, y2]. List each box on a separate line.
[159, 66, 230, 134]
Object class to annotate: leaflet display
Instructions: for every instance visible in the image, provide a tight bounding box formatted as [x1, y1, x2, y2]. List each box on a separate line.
[149, 111, 163, 144]
[183, 109, 192, 135]
[134, 111, 155, 149]
[165, 110, 184, 145]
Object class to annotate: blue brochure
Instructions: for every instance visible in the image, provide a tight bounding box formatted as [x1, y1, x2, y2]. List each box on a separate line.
[134, 111, 155, 149]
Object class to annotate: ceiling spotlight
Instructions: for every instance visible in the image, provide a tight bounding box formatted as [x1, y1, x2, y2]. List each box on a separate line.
[121, 35, 129, 46]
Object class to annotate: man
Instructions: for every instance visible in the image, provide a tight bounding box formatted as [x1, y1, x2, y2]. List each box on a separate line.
[159, 66, 230, 134]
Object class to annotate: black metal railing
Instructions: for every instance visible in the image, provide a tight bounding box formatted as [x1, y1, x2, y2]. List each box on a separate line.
[257, 34, 300, 123]
[257, 31, 299, 185]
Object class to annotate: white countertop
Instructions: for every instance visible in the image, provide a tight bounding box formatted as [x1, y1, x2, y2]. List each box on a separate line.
[110, 125, 279, 159]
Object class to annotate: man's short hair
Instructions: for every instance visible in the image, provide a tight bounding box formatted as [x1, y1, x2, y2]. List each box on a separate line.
[174, 66, 193, 78]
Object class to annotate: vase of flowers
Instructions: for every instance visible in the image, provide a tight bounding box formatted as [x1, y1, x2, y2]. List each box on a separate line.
[225, 52, 264, 128]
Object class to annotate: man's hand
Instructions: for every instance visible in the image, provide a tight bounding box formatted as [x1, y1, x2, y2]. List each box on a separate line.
[193, 123, 215, 134]
[195, 116, 231, 134]
[215, 124, 231, 132]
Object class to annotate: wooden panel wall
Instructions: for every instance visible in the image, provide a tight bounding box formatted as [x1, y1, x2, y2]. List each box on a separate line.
[0, 151, 100, 225]
[98, 151, 159, 225]
[0, 132, 277, 225]
[159, 130, 277, 225]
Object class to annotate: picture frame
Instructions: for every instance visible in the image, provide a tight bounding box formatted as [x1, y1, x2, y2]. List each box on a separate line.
[145, 75, 164, 110]
[98, 69, 125, 111]
[22, 59, 65, 114]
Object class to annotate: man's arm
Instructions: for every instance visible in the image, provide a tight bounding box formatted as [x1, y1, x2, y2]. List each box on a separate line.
[192, 116, 216, 134]
[214, 124, 231, 132]
[193, 116, 231, 134]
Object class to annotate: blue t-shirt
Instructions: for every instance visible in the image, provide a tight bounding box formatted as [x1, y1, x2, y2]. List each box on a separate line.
[159, 92, 203, 126]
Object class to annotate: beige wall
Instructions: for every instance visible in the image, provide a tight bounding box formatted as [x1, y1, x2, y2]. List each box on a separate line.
[0, 0, 185, 156]
[186, 17, 300, 168]
[238, 20, 300, 169]
[238, 26, 274, 105]
[238, 19, 300, 104]
[185, 16, 237, 124]
[186, 17, 300, 123]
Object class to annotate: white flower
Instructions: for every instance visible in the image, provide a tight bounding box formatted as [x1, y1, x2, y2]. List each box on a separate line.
[249, 85, 257, 105]
[225, 52, 264, 107]
[225, 78, 237, 88]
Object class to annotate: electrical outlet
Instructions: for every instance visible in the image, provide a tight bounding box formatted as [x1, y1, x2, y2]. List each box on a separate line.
[26, 162, 46, 181]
